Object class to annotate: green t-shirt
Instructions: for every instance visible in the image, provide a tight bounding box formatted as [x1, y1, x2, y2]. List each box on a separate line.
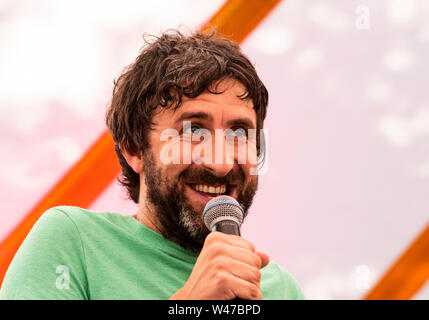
[0, 206, 304, 300]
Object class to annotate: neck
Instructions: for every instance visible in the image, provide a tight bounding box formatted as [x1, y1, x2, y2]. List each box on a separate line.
[134, 203, 162, 235]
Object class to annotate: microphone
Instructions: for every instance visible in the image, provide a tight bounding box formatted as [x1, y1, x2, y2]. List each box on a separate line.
[202, 195, 246, 301]
[202, 195, 244, 236]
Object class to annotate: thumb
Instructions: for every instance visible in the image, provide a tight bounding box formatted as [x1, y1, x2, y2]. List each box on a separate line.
[256, 251, 270, 269]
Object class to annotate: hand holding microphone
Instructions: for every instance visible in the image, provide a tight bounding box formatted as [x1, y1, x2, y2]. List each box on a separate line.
[169, 196, 270, 300]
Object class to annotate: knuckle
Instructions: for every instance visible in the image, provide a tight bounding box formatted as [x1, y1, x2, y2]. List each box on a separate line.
[246, 241, 256, 252]
[205, 232, 226, 246]
[252, 253, 262, 268]
[249, 285, 262, 300]
[209, 243, 225, 258]
[238, 238, 255, 252]
[224, 288, 236, 300]
[252, 268, 261, 283]
[213, 257, 227, 272]
[205, 232, 217, 244]
[215, 271, 229, 289]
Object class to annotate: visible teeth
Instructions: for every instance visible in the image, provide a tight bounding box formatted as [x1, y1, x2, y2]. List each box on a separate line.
[192, 184, 226, 194]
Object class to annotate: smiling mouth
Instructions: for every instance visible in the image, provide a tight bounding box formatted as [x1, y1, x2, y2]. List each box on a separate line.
[186, 183, 236, 200]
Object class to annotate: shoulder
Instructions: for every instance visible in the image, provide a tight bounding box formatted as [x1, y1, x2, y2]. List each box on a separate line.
[42, 205, 109, 223]
[39, 206, 123, 232]
[0, 206, 95, 299]
[4, 205, 115, 278]
[32, 205, 94, 228]
[36, 206, 135, 248]
[22, 206, 87, 243]
[8, 206, 99, 265]
[261, 261, 305, 300]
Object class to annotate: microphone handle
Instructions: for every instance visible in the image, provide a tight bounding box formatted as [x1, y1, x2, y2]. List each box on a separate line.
[212, 219, 243, 300]
[212, 220, 241, 236]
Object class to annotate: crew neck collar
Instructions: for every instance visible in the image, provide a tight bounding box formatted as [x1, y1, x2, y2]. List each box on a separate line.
[124, 214, 200, 262]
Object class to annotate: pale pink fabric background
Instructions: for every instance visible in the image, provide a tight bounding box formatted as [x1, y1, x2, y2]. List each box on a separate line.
[1, 0, 428, 299]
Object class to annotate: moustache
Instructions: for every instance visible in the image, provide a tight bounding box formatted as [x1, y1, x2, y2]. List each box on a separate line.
[179, 167, 245, 186]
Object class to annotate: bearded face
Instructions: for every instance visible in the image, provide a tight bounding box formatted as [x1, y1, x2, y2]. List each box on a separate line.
[123, 79, 261, 252]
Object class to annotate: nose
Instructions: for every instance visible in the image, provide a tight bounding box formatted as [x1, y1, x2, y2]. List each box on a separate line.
[195, 132, 236, 177]
[201, 158, 235, 178]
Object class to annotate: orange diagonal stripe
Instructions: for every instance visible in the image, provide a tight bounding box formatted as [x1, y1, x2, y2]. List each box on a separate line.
[0, 0, 281, 285]
[201, 0, 281, 44]
[364, 223, 429, 300]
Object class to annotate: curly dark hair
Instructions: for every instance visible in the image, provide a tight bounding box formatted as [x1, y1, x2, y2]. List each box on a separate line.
[106, 29, 268, 203]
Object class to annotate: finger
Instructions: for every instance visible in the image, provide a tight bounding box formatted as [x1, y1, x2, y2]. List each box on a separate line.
[225, 259, 262, 287]
[256, 251, 270, 268]
[205, 232, 251, 250]
[229, 276, 262, 300]
[221, 245, 263, 269]
[224, 235, 256, 253]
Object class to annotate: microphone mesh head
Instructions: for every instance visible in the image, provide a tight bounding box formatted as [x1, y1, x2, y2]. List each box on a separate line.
[202, 195, 244, 231]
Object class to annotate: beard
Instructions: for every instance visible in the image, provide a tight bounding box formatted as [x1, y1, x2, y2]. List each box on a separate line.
[142, 149, 258, 253]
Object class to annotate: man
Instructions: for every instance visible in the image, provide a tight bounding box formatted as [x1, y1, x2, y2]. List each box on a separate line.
[0, 30, 304, 300]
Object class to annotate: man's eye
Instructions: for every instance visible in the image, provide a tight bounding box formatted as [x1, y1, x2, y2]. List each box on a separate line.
[184, 125, 209, 138]
[232, 127, 247, 137]
[190, 125, 204, 135]
[183, 124, 201, 134]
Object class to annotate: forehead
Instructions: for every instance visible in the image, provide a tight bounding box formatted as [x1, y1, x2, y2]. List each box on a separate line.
[158, 79, 256, 126]
[185, 79, 253, 107]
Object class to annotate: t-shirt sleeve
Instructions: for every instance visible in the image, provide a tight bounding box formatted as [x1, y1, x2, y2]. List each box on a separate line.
[0, 207, 89, 300]
[261, 262, 305, 300]
[277, 264, 305, 300]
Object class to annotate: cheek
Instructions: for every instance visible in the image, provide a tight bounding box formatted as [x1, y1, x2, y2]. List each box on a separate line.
[158, 135, 199, 165]
[237, 141, 258, 177]
[241, 174, 258, 198]
[240, 164, 256, 186]
[161, 160, 190, 188]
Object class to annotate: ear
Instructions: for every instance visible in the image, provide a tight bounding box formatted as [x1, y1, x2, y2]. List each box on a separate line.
[121, 148, 144, 174]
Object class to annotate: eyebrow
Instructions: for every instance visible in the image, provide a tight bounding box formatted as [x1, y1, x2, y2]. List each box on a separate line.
[175, 111, 256, 129]
[226, 118, 256, 130]
[175, 112, 213, 124]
